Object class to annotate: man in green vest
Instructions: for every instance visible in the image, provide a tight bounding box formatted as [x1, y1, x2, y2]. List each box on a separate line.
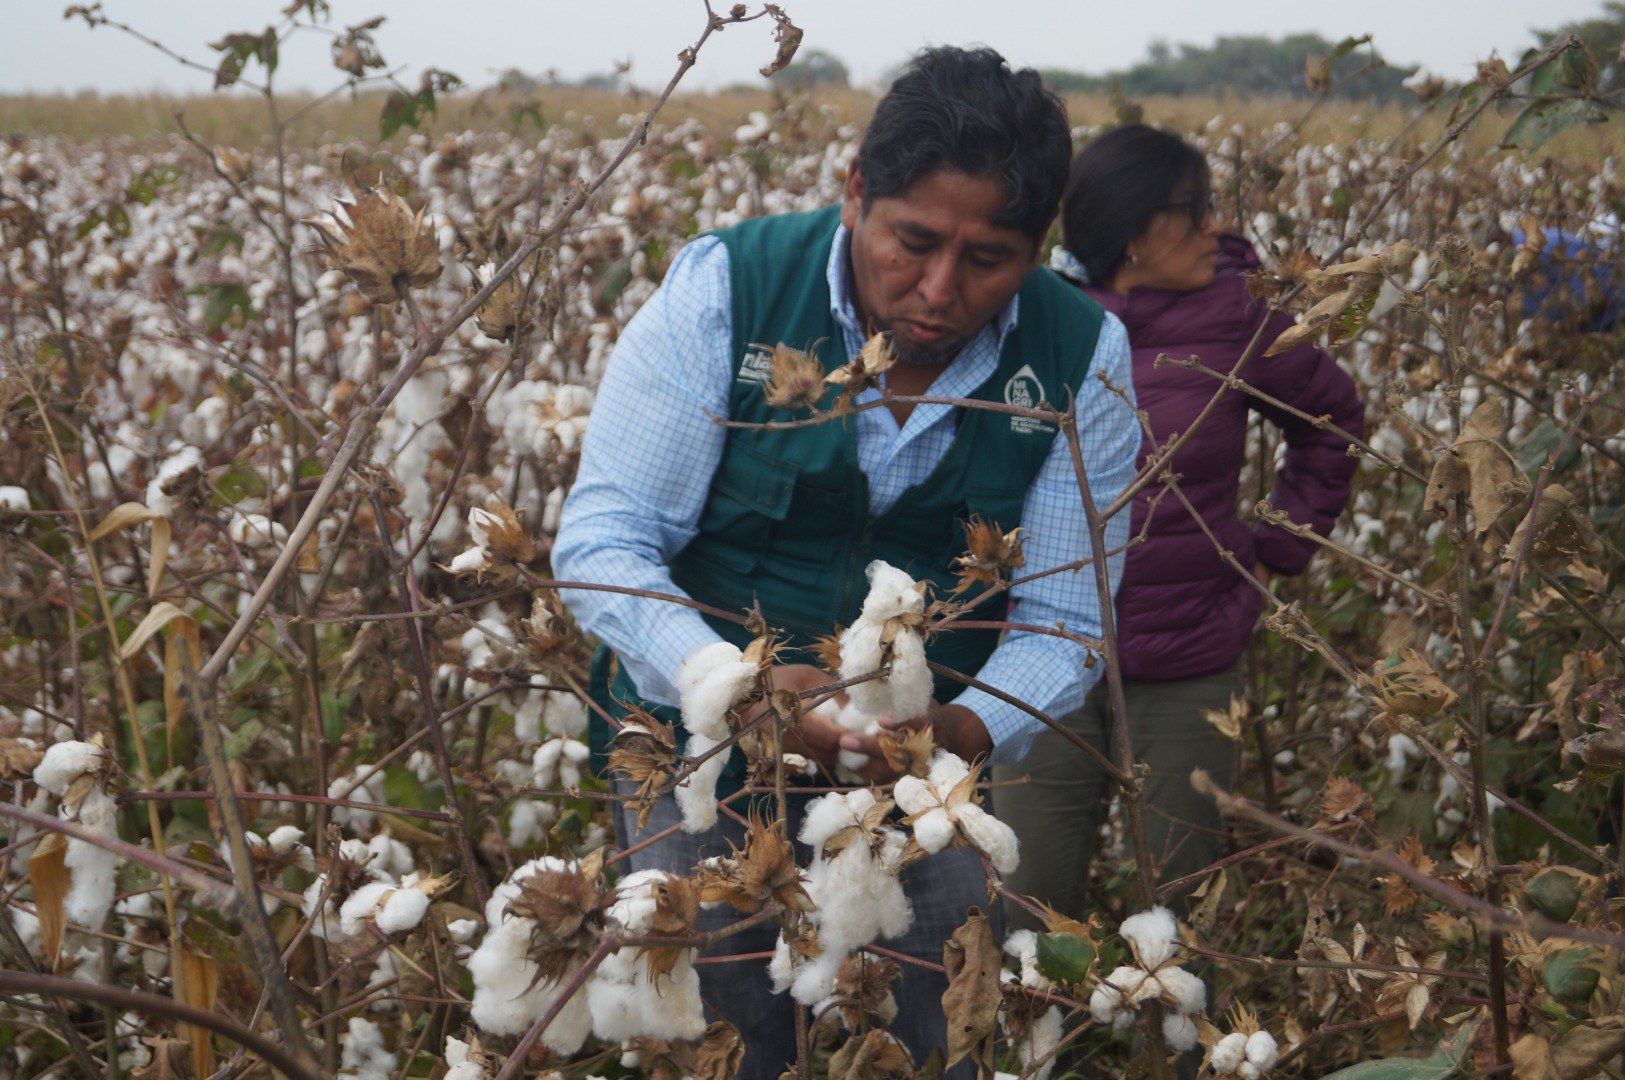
[555, 46, 1138, 1077]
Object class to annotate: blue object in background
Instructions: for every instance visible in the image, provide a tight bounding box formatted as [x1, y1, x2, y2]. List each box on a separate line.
[1512, 225, 1624, 333]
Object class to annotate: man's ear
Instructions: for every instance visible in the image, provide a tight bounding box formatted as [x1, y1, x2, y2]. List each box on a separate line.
[840, 163, 864, 231]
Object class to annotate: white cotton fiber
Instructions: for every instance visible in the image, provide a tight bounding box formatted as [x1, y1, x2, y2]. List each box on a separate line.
[1152, 964, 1207, 1016]
[1210, 1032, 1248, 1073]
[1245, 1031, 1280, 1069]
[467, 857, 592, 1052]
[673, 732, 730, 833]
[675, 641, 757, 741]
[957, 805, 1020, 875]
[1120, 906, 1180, 970]
[377, 887, 430, 934]
[1163, 1011, 1199, 1053]
[64, 788, 119, 930]
[33, 740, 103, 795]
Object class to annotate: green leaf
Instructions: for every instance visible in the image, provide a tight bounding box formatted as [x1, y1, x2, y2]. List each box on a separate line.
[1544, 946, 1603, 1004]
[1529, 60, 1559, 98]
[1328, 287, 1377, 346]
[105, 204, 131, 238]
[223, 715, 263, 759]
[202, 283, 253, 332]
[74, 214, 104, 239]
[1518, 417, 1584, 476]
[382, 764, 431, 811]
[380, 88, 436, 139]
[199, 227, 245, 256]
[1328, 34, 1372, 62]
[1322, 1018, 1480, 1078]
[321, 690, 350, 744]
[127, 164, 180, 206]
[1034, 932, 1095, 985]
[1447, 82, 1484, 127]
[595, 260, 633, 307]
[1501, 98, 1606, 152]
[214, 465, 264, 505]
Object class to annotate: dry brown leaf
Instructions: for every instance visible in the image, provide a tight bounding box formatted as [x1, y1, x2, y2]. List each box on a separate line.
[826, 1028, 914, 1080]
[1318, 775, 1374, 825]
[0, 737, 44, 780]
[88, 500, 162, 541]
[1549, 1017, 1625, 1076]
[1187, 868, 1228, 936]
[1503, 483, 1602, 579]
[941, 907, 1001, 1070]
[120, 601, 194, 662]
[687, 1020, 745, 1080]
[832, 952, 900, 1030]
[1424, 397, 1528, 537]
[179, 942, 220, 1077]
[1372, 648, 1459, 717]
[148, 515, 172, 597]
[131, 1035, 194, 1080]
[1201, 695, 1246, 742]
[1508, 1032, 1561, 1080]
[164, 616, 202, 747]
[757, 5, 804, 79]
[28, 832, 69, 966]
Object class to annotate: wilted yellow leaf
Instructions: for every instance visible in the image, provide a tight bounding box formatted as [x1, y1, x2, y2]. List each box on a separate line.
[28, 833, 69, 967]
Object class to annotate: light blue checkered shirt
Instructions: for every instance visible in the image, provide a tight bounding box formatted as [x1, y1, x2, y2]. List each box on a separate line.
[554, 224, 1138, 762]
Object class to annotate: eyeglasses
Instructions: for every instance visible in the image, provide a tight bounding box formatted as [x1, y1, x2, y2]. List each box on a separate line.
[1161, 192, 1218, 227]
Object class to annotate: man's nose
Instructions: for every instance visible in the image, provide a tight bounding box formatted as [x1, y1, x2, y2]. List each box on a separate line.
[916, 252, 957, 311]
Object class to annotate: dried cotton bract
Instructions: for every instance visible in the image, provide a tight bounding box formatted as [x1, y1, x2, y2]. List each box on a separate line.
[308, 185, 441, 305]
[893, 750, 1020, 875]
[589, 869, 706, 1042]
[468, 856, 594, 1051]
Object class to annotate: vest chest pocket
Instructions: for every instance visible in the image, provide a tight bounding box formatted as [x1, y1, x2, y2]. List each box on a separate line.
[690, 441, 798, 574]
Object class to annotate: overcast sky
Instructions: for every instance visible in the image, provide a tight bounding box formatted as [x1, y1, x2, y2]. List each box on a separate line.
[5, 0, 1608, 96]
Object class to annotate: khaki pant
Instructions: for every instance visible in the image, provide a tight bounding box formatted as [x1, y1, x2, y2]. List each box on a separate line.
[992, 666, 1241, 933]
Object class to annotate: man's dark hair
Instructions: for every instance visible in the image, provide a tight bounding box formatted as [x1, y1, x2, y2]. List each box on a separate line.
[1062, 124, 1212, 285]
[856, 46, 1070, 245]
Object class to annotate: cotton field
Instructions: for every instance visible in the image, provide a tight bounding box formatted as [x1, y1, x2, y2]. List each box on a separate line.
[1, 26, 1623, 1078]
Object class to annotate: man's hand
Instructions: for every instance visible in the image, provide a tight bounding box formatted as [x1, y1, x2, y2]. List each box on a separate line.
[748, 663, 850, 775]
[835, 702, 994, 785]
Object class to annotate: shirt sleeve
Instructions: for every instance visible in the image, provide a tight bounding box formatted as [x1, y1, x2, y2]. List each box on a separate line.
[952, 313, 1140, 763]
[551, 237, 734, 706]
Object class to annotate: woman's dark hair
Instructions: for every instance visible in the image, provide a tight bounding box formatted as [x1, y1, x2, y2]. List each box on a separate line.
[1062, 124, 1212, 284]
[855, 46, 1070, 245]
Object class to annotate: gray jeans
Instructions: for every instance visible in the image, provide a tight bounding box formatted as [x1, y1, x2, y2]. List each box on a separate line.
[612, 784, 987, 1079]
[991, 666, 1242, 933]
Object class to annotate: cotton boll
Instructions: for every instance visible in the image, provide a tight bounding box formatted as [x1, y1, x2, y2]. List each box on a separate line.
[588, 944, 706, 1042]
[266, 825, 316, 871]
[467, 858, 593, 1052]
[1153, 965, 1206, 1015]
[443, 1035, 490, 1080]
[1210, 1031, 1248, 1073]
[543, 691, 587, 737]
[926, 750, 971, 791]
[64, 788, 119, 929]
[675, 641, 757, 741]
[1020, 1004, 1063, 1080]
[799, 788, 875, 850]
[1163, 1011, 1199, 1053]
[339, 881, 397, 938]
[377, 887, 431, 934]
[769, 934, 796, 992]
[673, 732, 730, 833]
[1089, 965, 1146, 1027]
[0, 486, 27, 512]
[446, 918, 479, 944]
[366, 834, 415, 881]
[1245, 1031, 1279, 1069]
[1238, 1064, 1262, 1080]
[337, 1017, 396, 1080]
[885, 630, 932, 721]
[508, 799, 556, 848]
[911, 807, 955, 854]
[33, 740, 104, 795]
[1119, 907, 1180, 970]
[956, 805, 1020, 875]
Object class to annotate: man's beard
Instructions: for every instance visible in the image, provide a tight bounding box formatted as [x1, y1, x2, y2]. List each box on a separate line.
[884, 330, 959, 367]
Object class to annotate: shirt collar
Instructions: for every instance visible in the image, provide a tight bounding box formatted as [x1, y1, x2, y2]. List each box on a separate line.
[825, 222, 1021, 353]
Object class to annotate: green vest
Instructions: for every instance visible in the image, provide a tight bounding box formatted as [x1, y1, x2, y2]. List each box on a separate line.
[590, 205, 1106, 790]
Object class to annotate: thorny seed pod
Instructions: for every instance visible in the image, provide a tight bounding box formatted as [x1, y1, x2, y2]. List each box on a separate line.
[472, 261, 528, 343]
[695, 816, 811, 917]
[952, 516, 1026, 591]
[307, 185, 441, 305]
[825, 332, 896, 405]
[607, 713, 677, 829]
[763, 342, 826, 411]
[506, 848, 607, 986]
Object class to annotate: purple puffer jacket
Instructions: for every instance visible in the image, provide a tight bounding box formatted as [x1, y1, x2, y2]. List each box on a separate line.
[1082, 234, 1364, 682]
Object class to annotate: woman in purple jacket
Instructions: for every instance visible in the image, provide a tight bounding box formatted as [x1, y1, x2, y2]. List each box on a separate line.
[995, 125, 1364, 927]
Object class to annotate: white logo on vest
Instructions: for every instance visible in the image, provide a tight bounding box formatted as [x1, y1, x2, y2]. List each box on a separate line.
[737, 347, 774, 385]
[1003, 364, 1052, 434]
